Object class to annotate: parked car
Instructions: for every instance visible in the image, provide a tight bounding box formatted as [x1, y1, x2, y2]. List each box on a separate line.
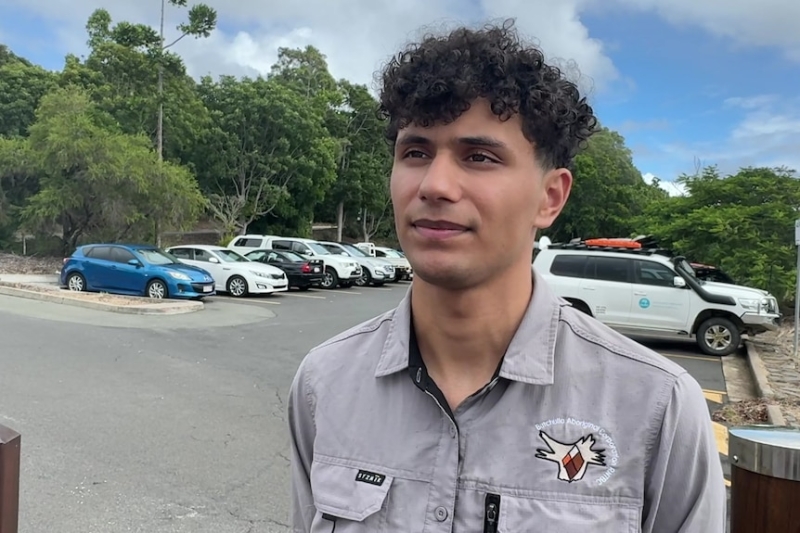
[373, 246, 413, 281]
[317, 241, 395, 287]
[243, 249, 324, 291]
[226, 235, 361, 290]
[60, 243, 215, 299]
[166, 244, 288, 297]
[533, 238, 780, 356]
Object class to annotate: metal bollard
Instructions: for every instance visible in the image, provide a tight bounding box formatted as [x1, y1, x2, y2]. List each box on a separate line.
[729, 425, 800, 533]
[0, 424, 20, 533]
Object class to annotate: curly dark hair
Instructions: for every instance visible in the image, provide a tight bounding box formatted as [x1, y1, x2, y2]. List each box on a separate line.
[378, 19, 598, 169]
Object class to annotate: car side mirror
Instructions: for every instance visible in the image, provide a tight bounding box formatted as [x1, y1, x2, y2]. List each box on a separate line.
[208, 257, 220, 263]
[674, 276, 687, 288]
[127, 259, 142, 267]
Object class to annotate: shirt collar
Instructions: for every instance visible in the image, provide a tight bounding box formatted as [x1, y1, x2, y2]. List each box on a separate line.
[375, 267, 564, 385]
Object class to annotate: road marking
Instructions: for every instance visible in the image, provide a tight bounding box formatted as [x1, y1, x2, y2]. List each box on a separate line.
[325, 289, 362, 295]
[662, 353, 720, 362]
[703, 390, 726, 404]
[282, 292, 326, 300]
[712, 421, 729, 455]
[213, 296, 281, 305]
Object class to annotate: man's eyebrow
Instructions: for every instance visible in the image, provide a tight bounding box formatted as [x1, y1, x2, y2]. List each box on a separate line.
[395, 134, 507, 149]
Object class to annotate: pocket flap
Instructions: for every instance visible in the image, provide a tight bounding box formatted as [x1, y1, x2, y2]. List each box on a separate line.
[310, 461, 394, 522]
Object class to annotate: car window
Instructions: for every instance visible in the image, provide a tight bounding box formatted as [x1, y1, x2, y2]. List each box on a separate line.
[193, 249, 213, 262]
[341, 244, 367, 257]
[170, 248, 193, 260]
[235, 237, 262, 248]
[110, 247, 136, 264]
[272, 240, 293, 251]
[216, 249, 248, 262]
[87, 246, 113, 261]
[550, 255, 587, 278]
[135, 248, 177, 265]
[635, 260, 676, 287]
[278, 251, 306, 262]
[590, 257, 631, 283]
[246, 251, 267, 261]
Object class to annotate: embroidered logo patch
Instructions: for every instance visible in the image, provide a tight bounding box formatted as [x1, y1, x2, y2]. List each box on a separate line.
[355, 470, 386, 486]
[536, 431, 606, 482]
[534, 417, 619, 486]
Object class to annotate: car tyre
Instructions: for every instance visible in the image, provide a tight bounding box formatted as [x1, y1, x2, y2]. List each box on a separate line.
[356, 268, 371, 287]
[227, 275, 248, 297]
[321, 267, 338, 290]
[146, 279, 168, 299]
[696, 316, 740, 356]
[66, 272, 86, 292]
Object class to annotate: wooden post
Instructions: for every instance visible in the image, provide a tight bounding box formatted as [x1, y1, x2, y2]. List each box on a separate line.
[0, 424, 20, 533]
[729, 426, 800, 533]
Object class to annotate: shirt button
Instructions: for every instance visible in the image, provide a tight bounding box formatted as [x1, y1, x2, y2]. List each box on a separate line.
[434, 506, 448, 522]
[449, 425, 457, 438]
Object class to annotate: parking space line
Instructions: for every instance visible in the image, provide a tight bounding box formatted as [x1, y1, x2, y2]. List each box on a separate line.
[325, 289, 362, 295]
[283, 293, 326, 300]
[662, 353, 719, 362]
[703, 390, 726, 403]
[212, 296, 281, 305]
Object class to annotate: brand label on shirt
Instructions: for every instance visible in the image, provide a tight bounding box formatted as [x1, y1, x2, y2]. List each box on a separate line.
[355, 469, 386, 486]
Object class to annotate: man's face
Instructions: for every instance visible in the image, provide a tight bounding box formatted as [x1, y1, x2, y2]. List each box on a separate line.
[390, 98, 572, 290]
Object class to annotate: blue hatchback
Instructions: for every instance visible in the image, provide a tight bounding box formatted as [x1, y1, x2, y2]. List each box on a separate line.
[60, 243, 216, 300]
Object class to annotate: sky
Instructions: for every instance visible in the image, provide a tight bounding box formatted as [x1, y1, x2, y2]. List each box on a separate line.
[1, 0, 799, 196]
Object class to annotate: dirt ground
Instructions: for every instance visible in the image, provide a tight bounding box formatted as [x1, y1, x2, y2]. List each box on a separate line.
[0, 252, 63, 274]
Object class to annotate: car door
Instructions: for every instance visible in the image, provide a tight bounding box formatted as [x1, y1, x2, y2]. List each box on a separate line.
[82, 245, 115, 290]
[579, 256, 634, 326]
[627, 259, 691, 332]
[192, 248, 227, 290]
[108, 246, 148, 293]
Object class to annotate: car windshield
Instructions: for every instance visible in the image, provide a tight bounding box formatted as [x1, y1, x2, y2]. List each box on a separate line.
[675, 258, 699, 280]
[136, 248, 179, 265]
[380, 249, 403, 258]
[340, 244, 368, 257]
[306, 242, 331, 255]
[216, 249, 249, 262]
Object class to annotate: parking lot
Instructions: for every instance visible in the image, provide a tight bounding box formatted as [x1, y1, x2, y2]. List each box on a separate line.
[0, 281, 731, 532]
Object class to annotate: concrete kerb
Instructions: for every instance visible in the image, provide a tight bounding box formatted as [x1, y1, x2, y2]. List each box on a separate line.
[744, 340, 787, 426]
[0, 284, 203, 315]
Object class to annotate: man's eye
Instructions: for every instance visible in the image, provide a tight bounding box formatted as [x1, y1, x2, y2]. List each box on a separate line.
[404, 150, 428, 158]
[469, 153, 496, 163]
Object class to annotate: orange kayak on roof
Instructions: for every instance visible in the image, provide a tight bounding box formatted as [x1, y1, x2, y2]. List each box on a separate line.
[584, 238, 642, 249]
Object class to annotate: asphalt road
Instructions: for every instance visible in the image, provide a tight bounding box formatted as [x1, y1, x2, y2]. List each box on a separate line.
[0, 283, 730, 532]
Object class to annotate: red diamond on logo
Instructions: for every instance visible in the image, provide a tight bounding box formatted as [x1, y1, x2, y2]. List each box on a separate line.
[561, 445, 585, 481]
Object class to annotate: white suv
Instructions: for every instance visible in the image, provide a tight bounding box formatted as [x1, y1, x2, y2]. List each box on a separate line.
[227, 235, 361, 290]
[534, 241, 780, 356]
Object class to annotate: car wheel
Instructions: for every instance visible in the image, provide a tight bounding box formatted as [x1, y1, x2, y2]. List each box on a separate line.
[356, 269, 371, 287]
[66, 272, 86, 292]
[697, 317, 740, 356]
[146, 279, 168, 299]
[321, 267, 338, 290]
[227, 275, 248, 297]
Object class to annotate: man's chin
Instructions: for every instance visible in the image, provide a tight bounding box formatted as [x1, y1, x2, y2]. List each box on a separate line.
[408, 262, 478, 291]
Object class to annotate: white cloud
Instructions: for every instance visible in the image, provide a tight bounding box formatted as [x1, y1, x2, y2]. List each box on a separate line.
[643, 172, 687, 196]
[611, 0, 800, 62]
[0, 0, 620, 96]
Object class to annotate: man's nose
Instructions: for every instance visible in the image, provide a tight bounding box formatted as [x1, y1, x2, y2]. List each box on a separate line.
[417, 154, 462, 203]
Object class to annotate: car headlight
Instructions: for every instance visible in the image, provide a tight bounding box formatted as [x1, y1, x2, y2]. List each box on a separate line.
[249, 270, 269, 278]
[168, 271, 191, 281]
[738, 298, 761, 311]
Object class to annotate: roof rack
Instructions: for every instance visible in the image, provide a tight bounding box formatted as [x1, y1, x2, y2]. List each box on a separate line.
[546, 238, 674, 257]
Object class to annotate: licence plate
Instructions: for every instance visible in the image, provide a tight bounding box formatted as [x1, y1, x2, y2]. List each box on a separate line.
[313, 267, 320, 272]
[203, 285, 213, 292]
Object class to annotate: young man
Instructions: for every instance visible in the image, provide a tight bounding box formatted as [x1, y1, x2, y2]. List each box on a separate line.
[288, 21, 725, 533]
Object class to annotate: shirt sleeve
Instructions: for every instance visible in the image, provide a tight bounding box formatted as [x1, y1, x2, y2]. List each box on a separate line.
[288, 356, 317, 532]
[642, 371, 727, 532]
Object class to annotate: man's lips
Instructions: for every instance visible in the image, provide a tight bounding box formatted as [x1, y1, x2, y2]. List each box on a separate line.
[412, 219, 470, 240]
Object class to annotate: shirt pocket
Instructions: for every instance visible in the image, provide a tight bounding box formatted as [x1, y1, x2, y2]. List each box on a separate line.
[498, 492, 641, 533]
[309, 460, 393, 533]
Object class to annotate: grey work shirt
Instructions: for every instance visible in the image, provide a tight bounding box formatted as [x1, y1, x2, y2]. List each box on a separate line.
[288, 270, 726, 532]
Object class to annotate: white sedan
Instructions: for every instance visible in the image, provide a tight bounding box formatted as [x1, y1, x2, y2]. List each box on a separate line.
[166, 244, 289, 297]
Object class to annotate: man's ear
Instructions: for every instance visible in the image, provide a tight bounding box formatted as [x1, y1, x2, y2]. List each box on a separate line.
[533, 168, 572, 230]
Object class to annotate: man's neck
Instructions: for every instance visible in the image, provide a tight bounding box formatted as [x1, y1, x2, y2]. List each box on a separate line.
[410, 262, 534, 388]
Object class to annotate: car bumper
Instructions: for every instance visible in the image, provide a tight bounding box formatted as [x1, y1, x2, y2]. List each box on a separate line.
[343, 266, 362, 281]
[248, 279, 289, 294]
[169, 280, 216, 299]
[741, 312, 780, 333]
[288, 273, 324, 287]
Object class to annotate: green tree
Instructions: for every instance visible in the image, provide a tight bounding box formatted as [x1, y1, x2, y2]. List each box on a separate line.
[0, 45, 58, 138]
[546, 127, 666, 241]
[195, 75, 338, 236]
[639, 165, 800, 302]
[17, 87, 206, 254]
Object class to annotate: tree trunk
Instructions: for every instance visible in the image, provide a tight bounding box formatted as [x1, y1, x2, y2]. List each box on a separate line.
[361, 207, 369, 243]
[336, 201, 345, 241]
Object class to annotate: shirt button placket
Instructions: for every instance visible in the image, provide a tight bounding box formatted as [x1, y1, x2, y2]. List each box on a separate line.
[430, 418, 458, 531]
